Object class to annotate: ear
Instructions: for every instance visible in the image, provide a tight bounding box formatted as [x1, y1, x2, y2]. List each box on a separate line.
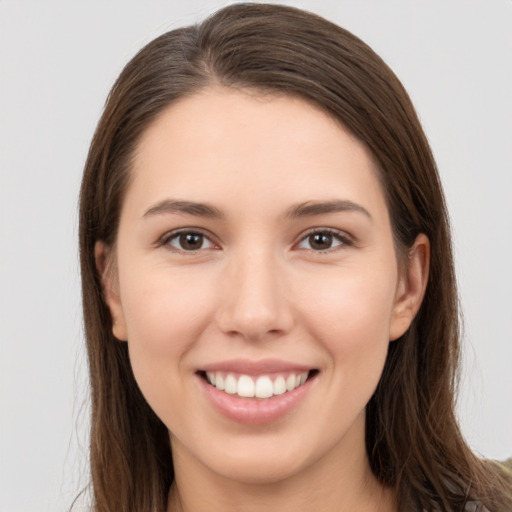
[389, 234, 430, 341]
[94, 241, 128, 341]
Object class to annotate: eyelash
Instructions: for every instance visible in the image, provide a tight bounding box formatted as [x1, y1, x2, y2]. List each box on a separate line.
[157, 228, 353, 254]
[297, 228, 353, 253]
[157, 228, 218, 253]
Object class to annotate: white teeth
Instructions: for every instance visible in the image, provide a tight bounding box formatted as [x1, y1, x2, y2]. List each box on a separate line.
[224, 374, 237, 394]
[216, 374, 225, 391]
[205, 370, 311, 398]
[255, 376, 273, 398]
[237, 375, 255, 397]
[273, 376, 286, 395]
[285, 374, 296, 391]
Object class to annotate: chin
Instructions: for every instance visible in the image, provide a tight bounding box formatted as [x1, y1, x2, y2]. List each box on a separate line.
[209, 456, 306, 486]
[196, 432, 325, 486]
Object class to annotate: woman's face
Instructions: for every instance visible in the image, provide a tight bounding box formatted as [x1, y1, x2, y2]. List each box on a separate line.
[101, 88, 426, 485]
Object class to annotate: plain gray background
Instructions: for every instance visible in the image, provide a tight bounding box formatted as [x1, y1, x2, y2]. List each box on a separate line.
[1, 1, 511, 510]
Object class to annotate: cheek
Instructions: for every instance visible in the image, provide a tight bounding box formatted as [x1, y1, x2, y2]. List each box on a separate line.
[296, 264, 396, 386]
[118, 266, 219, 400]
[121, 266, 214, 348]
[299, 264, 397, 340]
[118, 266, 220, 428]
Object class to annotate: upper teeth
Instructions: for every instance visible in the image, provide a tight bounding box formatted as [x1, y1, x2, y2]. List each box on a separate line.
[206, 371, 309, 399]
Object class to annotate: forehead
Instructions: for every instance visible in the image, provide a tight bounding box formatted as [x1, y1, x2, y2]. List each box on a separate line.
[126, 87, 386, 219]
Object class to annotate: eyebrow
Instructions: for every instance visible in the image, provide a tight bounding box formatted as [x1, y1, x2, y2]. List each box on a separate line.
[143, 200, 224, 219]
[284, 200, 372, 220]
[142, 198, 371, 220]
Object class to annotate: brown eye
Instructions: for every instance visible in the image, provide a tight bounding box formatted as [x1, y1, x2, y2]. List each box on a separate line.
[180, 233, 204, 250]
[309, 233, 334, 250]
[297, 230, 349, 252]
[165, 231, 216, 252]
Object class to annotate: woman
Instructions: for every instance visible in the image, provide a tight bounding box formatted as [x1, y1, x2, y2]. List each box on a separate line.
[78, 3, 512, 511]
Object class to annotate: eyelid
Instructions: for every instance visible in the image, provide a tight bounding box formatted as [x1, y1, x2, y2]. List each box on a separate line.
[155, 226, 353, 254]
[295, 227, 354, 252]
[156, 227, 220, 252]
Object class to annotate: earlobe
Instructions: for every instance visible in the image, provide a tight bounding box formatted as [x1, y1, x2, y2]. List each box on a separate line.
[389, 234, 430, 341]
[94, 241, 128, 341]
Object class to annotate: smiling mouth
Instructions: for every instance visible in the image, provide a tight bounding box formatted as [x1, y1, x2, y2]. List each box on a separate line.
[199, 370, 319, 399]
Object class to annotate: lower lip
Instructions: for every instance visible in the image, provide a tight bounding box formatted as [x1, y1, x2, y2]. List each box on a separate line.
[199, 375, 315, 425]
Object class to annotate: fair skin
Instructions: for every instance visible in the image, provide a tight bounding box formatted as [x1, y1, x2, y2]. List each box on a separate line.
[97, 88, 429, 512]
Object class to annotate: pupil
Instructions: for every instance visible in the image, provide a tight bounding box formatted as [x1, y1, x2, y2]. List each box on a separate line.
[180, 233, 203, 250]
[311, 233, 332, 250]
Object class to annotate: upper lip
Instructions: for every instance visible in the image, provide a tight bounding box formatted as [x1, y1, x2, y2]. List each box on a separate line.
[199, 358, 314, 375]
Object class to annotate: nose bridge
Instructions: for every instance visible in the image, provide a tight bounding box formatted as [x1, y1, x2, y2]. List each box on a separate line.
[216, 244, 293, 341]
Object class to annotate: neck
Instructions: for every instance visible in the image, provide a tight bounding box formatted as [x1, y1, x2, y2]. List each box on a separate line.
[168, 466, 395, 512]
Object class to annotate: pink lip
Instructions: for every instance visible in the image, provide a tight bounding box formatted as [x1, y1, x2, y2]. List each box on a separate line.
[200, 358, 312, 376]
[197, 360, 317, 425]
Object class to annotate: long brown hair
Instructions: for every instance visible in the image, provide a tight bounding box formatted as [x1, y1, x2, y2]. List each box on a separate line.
[78, 4, 512, 511]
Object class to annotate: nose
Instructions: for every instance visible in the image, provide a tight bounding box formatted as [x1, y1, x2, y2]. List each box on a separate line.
[215, 248, 295, 342]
